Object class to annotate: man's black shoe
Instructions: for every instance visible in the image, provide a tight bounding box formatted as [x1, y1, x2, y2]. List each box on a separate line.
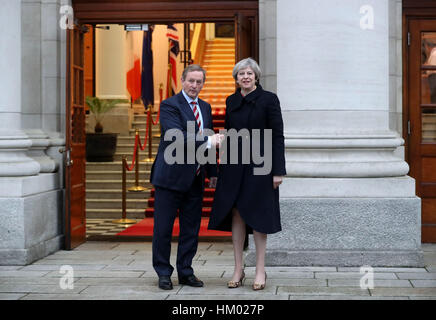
[158, 275, 173, 290]
[178, 274, 204, 287]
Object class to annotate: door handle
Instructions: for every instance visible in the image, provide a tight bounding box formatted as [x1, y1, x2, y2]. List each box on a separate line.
[61, 149, 74, 167]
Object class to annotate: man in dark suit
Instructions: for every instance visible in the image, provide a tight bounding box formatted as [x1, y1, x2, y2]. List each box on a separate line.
[150, 64, 224, 290]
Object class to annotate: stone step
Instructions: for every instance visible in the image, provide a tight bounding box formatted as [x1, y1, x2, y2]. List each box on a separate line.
[116, 144, 159, 154]
[201, 80, 234, 86]
[202, 70, 233, 76]
[117, 136, 160, 144]
[204, 59, 235, 64]
[113, 153, 156, 162]
[86, 198, 149, 210]
[86, 208, 145, 219]
[204, 64, 235, 70]
[201, 86, 235, 92]
[86, 161, 153, 171]
[86, 179, 154, 190]
[131, 121, 161, 129]
[206, 38, 234, 42]
[86, 189, 150, 199]
[204, 52, 234, 57]
[86, 170, 152, 180]
[205, 44, 235, 49]
[204, 48, 235, 54]
[204, 74, 234, 79]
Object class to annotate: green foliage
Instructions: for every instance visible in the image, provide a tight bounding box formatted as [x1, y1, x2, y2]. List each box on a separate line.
[85, 96, 127, 129]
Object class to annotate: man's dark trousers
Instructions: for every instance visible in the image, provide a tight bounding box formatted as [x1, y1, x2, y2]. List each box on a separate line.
[152, 173, 204, 278]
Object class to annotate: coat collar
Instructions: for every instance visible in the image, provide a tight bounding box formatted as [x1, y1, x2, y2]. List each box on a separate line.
[228, 84, 263, 113]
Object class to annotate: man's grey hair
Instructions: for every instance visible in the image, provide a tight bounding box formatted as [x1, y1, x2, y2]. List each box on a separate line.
[232, 57, 261, 81]
[182, 64, 206, 82]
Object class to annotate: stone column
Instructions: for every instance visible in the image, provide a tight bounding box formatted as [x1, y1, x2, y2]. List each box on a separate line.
[248, 0, 423, 267]
[0, 0, 40, 177]
[0, 0, 63, 265]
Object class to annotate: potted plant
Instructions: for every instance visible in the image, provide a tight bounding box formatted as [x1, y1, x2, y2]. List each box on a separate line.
[85, 96, 126, 162]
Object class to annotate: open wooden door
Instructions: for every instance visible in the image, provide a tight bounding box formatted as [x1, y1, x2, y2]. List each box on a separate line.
[235, 13, 257, 63]
[65, 25, 87, 250]
[407, 19, 436, 243]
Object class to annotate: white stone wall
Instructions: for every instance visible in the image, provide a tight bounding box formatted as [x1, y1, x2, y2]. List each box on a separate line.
[389, 0, 404, 158]
[0, 0, 66, 265]
[259, 0, 277, 93]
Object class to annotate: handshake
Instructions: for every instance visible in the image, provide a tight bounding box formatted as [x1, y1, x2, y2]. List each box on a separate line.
[209, 133, 225, 148]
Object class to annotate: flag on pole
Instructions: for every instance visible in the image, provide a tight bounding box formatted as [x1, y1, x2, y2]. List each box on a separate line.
[166, 24, 180, 98]
[141, 26, 154, 108]
[126, 31, 142, 102]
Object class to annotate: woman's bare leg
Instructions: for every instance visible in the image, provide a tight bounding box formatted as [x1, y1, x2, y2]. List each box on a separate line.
[253, 230, 267, 284]
[231, 208, 246, 282]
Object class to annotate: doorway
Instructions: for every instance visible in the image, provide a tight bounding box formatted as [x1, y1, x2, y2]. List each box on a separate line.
[65, 0, 259, 249]
[406, 19, 436, 243]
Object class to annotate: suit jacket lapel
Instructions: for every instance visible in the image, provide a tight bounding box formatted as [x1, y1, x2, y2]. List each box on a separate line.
[177, 92, 196, 123]
[198, 99, 210, 129]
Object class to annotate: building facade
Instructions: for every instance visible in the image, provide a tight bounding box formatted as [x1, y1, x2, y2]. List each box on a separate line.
[0, 0, 427, 266]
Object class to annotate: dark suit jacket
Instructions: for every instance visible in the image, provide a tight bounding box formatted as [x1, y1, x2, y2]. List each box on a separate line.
[150, 91, 217, 192]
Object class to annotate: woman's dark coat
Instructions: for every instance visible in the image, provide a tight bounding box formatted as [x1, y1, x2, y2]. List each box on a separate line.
[208, 85, 286, 234]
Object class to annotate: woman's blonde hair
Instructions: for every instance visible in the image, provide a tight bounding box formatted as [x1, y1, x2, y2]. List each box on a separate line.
[232, 57, 261, 81]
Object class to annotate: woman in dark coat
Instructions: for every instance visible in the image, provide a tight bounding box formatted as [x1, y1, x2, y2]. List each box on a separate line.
[208, 58, 286, 290]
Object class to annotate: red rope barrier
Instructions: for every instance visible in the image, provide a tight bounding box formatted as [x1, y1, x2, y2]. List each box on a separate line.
[124, 133, 139, 172]
[151, 105, 160, 125]
[124, 100, 161, 172]
[138, 110, 151, 151]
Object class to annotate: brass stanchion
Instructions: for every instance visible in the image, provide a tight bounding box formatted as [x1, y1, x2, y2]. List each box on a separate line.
[130, 129, 147, 191]
[112, 156, 136, 224]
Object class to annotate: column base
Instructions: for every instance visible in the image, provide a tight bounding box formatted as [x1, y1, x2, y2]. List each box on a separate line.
[0, 174, 64, 265]
[246, 179, 423, 267]
[245, 249, 424, 267]
[0, 235, 64, 266]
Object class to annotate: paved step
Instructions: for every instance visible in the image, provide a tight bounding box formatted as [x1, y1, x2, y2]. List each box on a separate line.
[202, 70, 233, 76]
[86, 170, 152, 180]
[204, 64, 235, 70]
[204, 59, 235, 64]
[204, 48, 235, 54]
[116, 144, 159, 154]
[113, 153, 156, 162]
[86, 161, 153, 171]
[201, 87, 235, 93]
[86, 179, 154, 190]
[86, 189, 150, 199]
[86, 198, 149, 210]
[86, 208, 145, 219]
[200, 82, 234, 87]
